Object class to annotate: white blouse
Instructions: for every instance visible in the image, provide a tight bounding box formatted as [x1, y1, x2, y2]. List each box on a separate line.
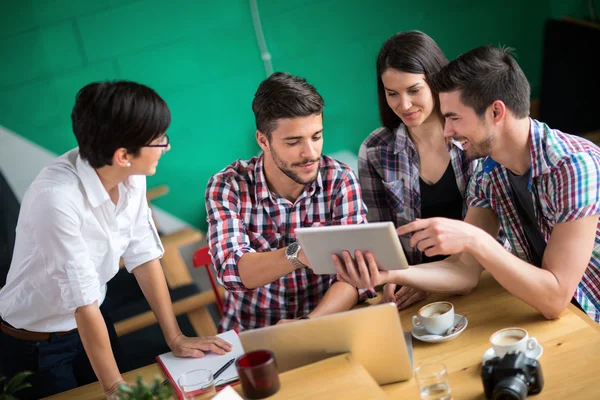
[0, 148, 164, 332]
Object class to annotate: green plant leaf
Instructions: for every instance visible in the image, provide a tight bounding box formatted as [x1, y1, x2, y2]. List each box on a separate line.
[4, 371, 33, 395]
[116, 391, 129, 400]
[115, 374, 176, 400]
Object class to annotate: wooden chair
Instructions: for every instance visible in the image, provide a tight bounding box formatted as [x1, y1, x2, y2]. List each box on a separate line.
[113, 185, 219, 335]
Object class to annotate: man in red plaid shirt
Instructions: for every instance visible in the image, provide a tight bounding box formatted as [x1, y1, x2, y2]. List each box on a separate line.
[206, 72, 376, 332]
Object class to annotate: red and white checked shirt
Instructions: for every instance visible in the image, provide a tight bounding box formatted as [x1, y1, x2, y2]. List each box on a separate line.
[206, 154, 375, 332]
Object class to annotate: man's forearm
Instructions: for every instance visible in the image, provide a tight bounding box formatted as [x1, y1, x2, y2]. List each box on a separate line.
[238, 249, 299, 289]
[389, 256, 481, 294]
[467, 234, 569, 319]
[75, 302, 122, 392]
[133, 259, 181, 346]
[308, 281, 359, 318]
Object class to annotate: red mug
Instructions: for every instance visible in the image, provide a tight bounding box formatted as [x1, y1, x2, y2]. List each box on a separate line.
[235, 350, 280, 399]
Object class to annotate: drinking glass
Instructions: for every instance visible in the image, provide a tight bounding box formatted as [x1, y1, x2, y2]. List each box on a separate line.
[178, 369, 216, 400]
[235, 350, 280, 399]
[415, 362, 453, 400]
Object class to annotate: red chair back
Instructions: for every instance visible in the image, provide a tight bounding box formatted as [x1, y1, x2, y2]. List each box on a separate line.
[193, 246, 212, 268]
[193, 246, 224, 314]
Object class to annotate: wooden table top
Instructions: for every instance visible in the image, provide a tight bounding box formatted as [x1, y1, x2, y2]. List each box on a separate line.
[45, 353, 385, 400]
[580, 129, 600, 146]
[46, 272, 600, 400]
[382, 272, 600, 399]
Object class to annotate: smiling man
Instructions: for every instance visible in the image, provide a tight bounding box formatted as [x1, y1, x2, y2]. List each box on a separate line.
[333, 46, 600, 323]
[205, 72, 375, 332]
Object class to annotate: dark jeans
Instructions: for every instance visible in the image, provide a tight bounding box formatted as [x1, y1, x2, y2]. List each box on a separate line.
[0, 300, 126, 399]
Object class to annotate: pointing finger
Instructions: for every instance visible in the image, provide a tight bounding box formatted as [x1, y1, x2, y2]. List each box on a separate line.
[396, 219, 431, 236]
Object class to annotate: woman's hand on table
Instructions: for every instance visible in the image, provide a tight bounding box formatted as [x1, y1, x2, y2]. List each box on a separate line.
[169, 333, 232, 358]
[382, 284, 429, 310]
[332, 250, 390, 289]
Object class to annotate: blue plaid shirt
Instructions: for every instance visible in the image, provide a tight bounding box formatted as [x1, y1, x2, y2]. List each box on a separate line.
[468, 119, 600, 322]
[358, 124, 477, 264]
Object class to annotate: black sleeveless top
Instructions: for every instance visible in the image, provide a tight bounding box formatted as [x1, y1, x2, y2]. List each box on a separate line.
[419, 162, 463, 263]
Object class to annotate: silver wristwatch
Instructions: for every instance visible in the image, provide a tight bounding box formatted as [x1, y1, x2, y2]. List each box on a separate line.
[285, 242, 308, 269]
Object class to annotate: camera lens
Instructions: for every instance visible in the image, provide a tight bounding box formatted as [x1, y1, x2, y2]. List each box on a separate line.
[492, 376, 528, 400]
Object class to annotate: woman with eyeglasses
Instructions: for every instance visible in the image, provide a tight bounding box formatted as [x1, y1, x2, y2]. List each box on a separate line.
[0, 81, 231, 399]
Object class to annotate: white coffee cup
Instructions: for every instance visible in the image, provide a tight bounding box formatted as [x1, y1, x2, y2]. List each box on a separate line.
[490, 327, 538, 357]
[412, 301, 455, 335]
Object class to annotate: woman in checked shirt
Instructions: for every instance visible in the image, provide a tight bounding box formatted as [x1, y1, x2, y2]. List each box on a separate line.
[359, 31, 478, 310]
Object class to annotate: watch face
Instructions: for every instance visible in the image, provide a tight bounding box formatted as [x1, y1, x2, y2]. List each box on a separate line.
[287, 241, 300, 257]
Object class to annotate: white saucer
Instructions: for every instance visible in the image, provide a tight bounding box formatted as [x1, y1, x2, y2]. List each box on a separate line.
[411, 314, 468, 343]
[481, 343, 543, 364]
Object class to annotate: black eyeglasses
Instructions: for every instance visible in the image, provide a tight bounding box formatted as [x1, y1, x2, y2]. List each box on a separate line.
[143, 134, 169, 148]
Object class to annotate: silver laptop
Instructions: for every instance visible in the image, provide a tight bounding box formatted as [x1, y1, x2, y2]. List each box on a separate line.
[239, 303, 413, 385]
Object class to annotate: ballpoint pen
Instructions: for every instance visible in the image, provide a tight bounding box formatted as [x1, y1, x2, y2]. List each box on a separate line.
[213, 358, 236, 380]
[153, 378, 170, 395]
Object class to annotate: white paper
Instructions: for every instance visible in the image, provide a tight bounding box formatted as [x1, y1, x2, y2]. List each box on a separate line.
[211, 385, 244, 399]
[157, 330, 244, 387]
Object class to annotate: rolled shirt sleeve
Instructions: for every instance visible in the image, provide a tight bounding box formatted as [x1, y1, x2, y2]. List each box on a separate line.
[26, 189, 102, 312]
[550, 153, 600, 223]
[466, 161, 493, 210]
[205, 175, 255, 292]
[122, 178, 164, 272]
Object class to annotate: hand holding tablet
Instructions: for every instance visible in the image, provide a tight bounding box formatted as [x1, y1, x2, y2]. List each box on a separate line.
[294, 222, 409, 276]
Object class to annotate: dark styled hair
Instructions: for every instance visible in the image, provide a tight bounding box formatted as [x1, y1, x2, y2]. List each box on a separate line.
[71, 81, 171, 168]
[376, 31, 448, 132]
[252, 72, 324, 140]
[429, 45, 530, 118]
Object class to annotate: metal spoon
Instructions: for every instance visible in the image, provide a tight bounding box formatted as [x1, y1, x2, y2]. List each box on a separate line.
[444, 314, 468, 336]
[419, 314, 468, 341]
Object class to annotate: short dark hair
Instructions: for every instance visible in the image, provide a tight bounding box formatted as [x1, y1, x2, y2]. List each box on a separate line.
[71, 81, 171, 168]
[376, 31, 448, 132]
[429, 45, 530, 118]
[252, 72, 324, 140]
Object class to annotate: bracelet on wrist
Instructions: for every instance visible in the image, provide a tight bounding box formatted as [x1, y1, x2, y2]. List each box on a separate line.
[104, 380, 126, 396]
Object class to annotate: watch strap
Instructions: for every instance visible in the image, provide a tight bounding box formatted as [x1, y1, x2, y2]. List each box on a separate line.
[290, 257, 308, 269]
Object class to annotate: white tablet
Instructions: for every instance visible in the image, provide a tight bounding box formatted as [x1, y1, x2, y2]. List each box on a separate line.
[294, 221, 409, 275]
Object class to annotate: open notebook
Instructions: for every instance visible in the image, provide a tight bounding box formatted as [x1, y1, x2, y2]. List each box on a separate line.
[156, 330, 245, 399]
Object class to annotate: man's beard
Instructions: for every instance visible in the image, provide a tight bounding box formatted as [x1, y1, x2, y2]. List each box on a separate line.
[460, 127, 495, 160]
[270, 146, 320, 185]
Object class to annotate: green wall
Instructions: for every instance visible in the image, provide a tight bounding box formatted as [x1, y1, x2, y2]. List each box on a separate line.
[0, 0, 587, 230]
